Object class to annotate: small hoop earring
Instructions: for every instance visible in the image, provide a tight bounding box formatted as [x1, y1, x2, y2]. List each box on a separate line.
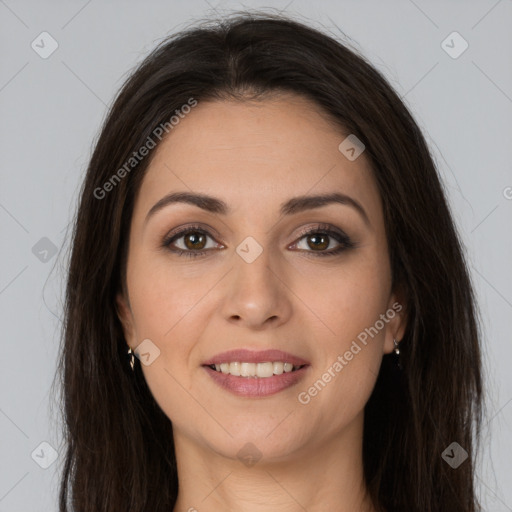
[393, 338, 402, 370]
[127, 346, 135, 371]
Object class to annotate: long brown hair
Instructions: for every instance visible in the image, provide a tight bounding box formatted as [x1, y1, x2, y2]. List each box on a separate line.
[53, 11, 484, 511]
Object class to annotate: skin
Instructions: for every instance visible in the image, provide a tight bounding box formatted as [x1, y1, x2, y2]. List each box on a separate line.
[116, 93, 407, 512]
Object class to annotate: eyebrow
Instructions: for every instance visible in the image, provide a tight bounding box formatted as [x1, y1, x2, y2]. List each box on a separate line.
[144, 191, 370, 227]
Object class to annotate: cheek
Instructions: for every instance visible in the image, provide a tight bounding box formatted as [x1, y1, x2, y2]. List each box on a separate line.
[126, 266, 205, 424]
[294, 255, 390, 406]
[296, 252, 390, 341]
[127, 254, 211, 339]
[125, 254, 216, 380]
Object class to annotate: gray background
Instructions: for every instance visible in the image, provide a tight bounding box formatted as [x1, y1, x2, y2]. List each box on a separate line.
[1, 0, 511, 510]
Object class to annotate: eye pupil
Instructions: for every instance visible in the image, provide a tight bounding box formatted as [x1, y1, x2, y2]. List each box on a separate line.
[184, 232, 206, 250]
[307, 234, 329, 251]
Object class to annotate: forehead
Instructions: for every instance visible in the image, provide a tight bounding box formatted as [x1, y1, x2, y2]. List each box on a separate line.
[134, 95, 381, 223]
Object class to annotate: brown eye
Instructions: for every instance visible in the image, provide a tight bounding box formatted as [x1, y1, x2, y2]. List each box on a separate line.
[183, 231, 207, 250]
[305, 233, 329, 251]
[162, 226, 221, 258]
[291, 224, 356, 257]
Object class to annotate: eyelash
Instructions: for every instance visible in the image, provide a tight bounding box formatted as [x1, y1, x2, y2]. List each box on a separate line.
[161, 223, 355, 259]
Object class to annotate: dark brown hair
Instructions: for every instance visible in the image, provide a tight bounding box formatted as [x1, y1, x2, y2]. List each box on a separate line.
[53, 10, 483, 511]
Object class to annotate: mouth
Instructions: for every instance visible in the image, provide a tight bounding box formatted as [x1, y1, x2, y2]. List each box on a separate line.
[204, 362, 307, 378]
[201, 348, 311, 397]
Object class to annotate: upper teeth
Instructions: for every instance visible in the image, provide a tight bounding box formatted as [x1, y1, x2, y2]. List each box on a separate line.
[213, 361, 302, 378]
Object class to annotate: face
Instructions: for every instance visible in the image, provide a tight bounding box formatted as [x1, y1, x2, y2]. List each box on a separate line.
[116, 94, 406, 464]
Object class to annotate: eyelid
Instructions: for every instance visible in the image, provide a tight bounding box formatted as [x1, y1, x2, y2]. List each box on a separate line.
[164, 222, 222, 241]
[292, 223, 349, 242]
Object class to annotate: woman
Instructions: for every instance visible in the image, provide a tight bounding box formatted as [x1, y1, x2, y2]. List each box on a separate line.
[54, 11, 483, 511]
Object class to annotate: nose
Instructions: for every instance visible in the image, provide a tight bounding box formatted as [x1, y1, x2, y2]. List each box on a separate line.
[219, 243, 293, 329]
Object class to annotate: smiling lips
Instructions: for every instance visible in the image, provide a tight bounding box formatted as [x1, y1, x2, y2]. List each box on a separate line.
[202, 348, 311, 397]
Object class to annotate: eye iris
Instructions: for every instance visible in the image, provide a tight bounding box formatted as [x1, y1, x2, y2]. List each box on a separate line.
[184, 231, 206, 250]
[307, 234, 329, 251]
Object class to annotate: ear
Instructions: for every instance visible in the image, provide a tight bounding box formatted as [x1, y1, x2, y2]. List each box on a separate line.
[115, 291, 136, 350]
[383, 285, 408, 355]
